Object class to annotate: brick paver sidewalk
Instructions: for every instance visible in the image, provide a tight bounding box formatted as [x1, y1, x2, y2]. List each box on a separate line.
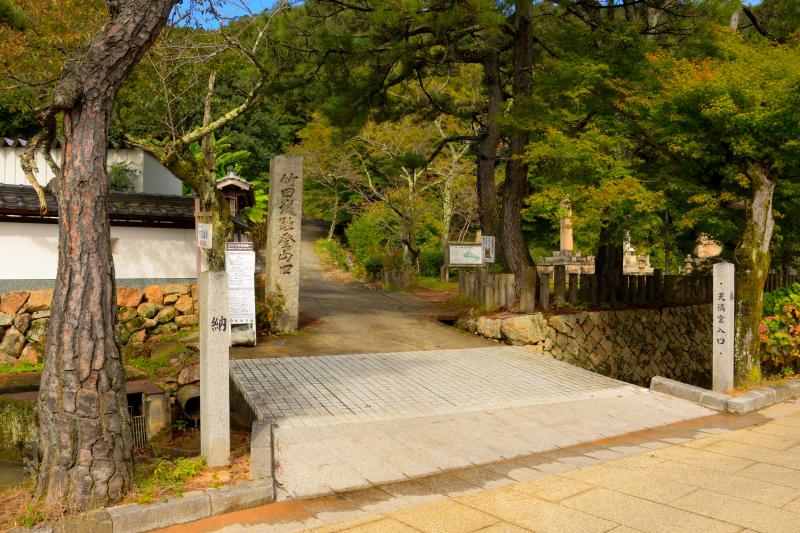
[231, 347, 711, 499]
[300, 400, 800, 533]
[158, 400, 800, 533]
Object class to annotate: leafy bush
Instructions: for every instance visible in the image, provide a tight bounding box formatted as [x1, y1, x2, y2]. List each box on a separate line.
[108, 161, 137, 192]
[256, 290, 286, 335]
[135, 456, 206, 502]
[760, 283, 800, 375]
[344, 214, 385, 267]
[363, 257, 383, 280]
[764, 283, 800, 316]
[418, 247, 444, 278]
[315, 238, 349, 271]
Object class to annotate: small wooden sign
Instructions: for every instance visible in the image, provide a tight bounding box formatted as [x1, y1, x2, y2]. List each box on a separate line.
[197, 223, 213, 249]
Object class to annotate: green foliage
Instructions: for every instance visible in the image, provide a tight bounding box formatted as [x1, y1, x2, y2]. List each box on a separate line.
[0, 359, 43, 374]
[135, 456, 206, 502]
[344, 210, 386, 267]
[362, 257, 383, 280]
[764, 283, 800, 316]
[107, 161, 137, 192]
[127, 356, 170, 378]
[257, 291, 286, 336]
[172, 419, 188, 432]
[0, 396, 36, 462]
[315, 238, 349, 271]
[761, 284, 800, 373]
[418, 247, 444, 278]
[0, 0, 27, 30]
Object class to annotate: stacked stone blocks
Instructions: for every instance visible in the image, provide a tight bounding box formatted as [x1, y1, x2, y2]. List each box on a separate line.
[0, 283, 199, 367]
[457, 304, 712, 387]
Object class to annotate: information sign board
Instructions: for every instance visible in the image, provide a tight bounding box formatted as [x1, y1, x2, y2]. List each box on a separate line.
[448, 243, 484, 267]
[225, 242, 256, 325]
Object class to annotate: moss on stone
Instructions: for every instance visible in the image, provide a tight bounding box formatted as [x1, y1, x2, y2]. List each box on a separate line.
[0, 397, 36, 462]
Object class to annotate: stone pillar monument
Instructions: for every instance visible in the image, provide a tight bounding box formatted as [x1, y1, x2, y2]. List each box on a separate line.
[199, 271, 230, 466]
[265, 156, 303, 333]
[712, 262, 735, 393]
[559, 198, 573, 254]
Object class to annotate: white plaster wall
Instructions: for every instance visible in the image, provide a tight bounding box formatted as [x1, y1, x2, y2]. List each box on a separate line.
[0, 222, 196, 279]
[0, 146, 180, 195]
[143, 152, 183, 195]
[111, 226, 196, 278]
[0, 222, 58, 279]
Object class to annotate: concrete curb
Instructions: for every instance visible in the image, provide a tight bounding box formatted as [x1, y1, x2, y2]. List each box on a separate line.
[10, 479, 274, 533]
[650, 376, 800, 414]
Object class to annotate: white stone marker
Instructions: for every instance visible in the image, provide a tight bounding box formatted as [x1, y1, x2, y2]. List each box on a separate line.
[712, 262, 735, 393]
[265, 155, 303, 333]
[200, 271, 231, 466]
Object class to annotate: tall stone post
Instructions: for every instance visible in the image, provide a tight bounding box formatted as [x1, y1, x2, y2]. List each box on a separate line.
[559, 198, 573, 254]
[712, 262, 735, 393]
[200, 271, 230, 467]
[265, 156, 303, 333]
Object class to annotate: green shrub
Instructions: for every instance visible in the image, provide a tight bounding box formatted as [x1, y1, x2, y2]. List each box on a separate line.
[764, 282, 800, 316]
[108, 161, 137, 192]
[418, 248, 444, 278]
[761, 283, 800, 375]
[363, 257, 383, 279]
[315, 238, 349, 271]
[345, 214, 385, 266]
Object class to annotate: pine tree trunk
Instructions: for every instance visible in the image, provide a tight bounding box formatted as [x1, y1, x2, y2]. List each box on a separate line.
[36, 0, 174, 511]
[734, 161, 775, 385]
[500, 0, 534, 283]
[476, 50, 502, 239]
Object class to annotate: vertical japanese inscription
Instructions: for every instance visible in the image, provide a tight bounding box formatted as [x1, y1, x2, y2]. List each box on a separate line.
[712, 262, 735, 392]
[277, 172, 298, 275]
[266, 156, 303, 332]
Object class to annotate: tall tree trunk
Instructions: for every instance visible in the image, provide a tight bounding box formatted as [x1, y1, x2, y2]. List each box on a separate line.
[500, 0, 534, 283]
[37, 0, 175, 510]
[734, 161, 775, 385]
[476, 50, 501, 239]
[198, 72, 234, 271]
[327, 185, 339, 240]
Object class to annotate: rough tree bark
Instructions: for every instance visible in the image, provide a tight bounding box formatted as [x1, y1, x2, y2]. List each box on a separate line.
[36, 0, 175, 511]
[500, 0, 535, 283]
[476, 50, 502, 240]
[734, 161, 776, 385]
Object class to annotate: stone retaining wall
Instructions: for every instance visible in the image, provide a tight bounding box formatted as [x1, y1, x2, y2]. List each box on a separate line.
[0, 283, 199, 367]
[457, 305, 712, 387]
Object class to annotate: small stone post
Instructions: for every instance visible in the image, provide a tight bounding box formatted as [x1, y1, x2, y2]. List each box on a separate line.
[519, 266, 536, 312]
[568, 273, 579, 303]
[712, 262, 735, 393]
[559, 198, 573, 254]
[200, 271, 230, 467]
[539, 272, 551, 311]
[554, 265, 566, 306]
[265, 156, 303, 332]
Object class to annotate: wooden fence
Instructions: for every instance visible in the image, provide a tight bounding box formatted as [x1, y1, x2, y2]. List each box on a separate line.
[459, 265, 800, 312]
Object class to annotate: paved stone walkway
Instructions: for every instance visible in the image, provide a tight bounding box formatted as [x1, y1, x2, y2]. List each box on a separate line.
[231, 346, 712, 500]
[232, 220, 490, 359]
[157, 400, 800, 533]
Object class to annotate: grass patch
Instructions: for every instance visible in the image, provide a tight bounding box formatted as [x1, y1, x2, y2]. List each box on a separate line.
[133, 456, 206, 504]
[413, 276, 458, 292]
[0, 360, 43, 375]
[731, 374, 800, 395]
[127, 356, 170, 378]
[314, 238, 349, 271]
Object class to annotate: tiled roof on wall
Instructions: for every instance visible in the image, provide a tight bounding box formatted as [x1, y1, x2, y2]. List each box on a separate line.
[0, 184, 195, 228]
